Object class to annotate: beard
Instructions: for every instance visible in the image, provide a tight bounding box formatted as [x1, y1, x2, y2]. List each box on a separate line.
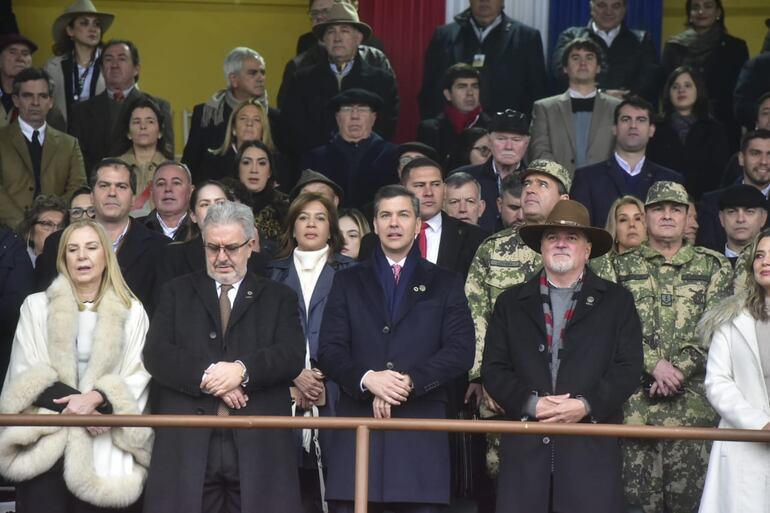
[547, 256, 576, 274]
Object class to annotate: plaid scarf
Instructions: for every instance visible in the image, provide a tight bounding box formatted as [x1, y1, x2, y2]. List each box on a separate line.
[539, 270, 583, 349]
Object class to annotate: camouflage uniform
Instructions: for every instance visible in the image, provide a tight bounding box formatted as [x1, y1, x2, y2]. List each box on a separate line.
[465, 159, 571, 477]
[732, 243, 753, 294]
[609, 182, 734, 513]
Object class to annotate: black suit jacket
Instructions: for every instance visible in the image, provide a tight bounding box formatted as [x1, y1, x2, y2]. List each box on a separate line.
[570, 157, 683, 228]
[142, 270, 304, 512]
[482, 268, 642, 513]
[418, 9, 546, 120]
[35, 218, 170, 313]
[68, 88, 174, 175]
[696, 182, 770, 253]
[358, 212, 487, 279]
[416, 111, 491, 168]
[139, 210, 193, 242]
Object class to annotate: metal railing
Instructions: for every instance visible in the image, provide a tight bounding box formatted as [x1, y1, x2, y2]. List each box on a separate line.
[1, 414, 769, 513]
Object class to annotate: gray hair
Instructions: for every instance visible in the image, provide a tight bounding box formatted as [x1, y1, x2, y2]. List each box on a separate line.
[373, 185, 420, 218]
[153, 160, 193, 183]
[223, 47, 265, 84]
[445, 172, 482, 201]
[201, 201, 257, 241]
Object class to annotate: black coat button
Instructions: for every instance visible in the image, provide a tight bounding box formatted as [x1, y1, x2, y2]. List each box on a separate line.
[538, 344, 545, 352]
[382, 325, 390, 334]
[386, 362, 394, 370]
[209, 331, 217, 339]
[542, 436, 550, 445]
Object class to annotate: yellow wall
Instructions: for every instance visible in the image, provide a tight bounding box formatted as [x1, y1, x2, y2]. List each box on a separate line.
[15, 0, 310, 152]
[663, 0, 770, 56]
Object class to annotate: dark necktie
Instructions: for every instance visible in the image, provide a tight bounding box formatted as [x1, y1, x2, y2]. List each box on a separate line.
[216, 284, 233, 417]
[113, 90, 125, 103]
[29, 130, 43, 196]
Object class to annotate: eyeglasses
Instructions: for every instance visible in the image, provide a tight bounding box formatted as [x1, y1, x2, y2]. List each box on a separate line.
[308, 7, 330, 20]
[472, 145, 491, 157]
[338, 105, 372, 114]
[203, 240, 250, 257]
[69, 207, 96, 219]
[35, 220, 64, 232]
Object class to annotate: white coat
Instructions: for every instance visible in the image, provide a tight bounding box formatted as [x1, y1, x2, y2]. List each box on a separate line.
[0, 275, 152, 507]
[699, 308, 770, 513]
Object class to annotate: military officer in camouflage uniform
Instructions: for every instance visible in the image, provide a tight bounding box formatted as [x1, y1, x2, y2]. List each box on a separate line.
[607, 181, 733, 513]
[464, 159, 571, 478]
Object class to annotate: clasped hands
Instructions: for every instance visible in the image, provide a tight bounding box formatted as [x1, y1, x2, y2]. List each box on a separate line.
[363, 370, 412, 419]
[293, 368, 325, 410]
[200, 361, 248, 409]
[53, 390, 110, 437]
[648, 359, 685, 398]
[535, 394, 587, 423]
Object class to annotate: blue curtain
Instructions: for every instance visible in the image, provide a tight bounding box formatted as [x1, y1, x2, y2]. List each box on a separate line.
[547, 0, 664, 55]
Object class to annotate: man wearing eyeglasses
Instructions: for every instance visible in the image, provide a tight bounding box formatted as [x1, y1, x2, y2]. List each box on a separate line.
[300, 88, 397, 210]
[0, 67, 85, 228]
[281, 1, 398, 156]
[34, 157, 169, 313]
[143, 200, 305, 513]
[452, 109, 530, 233]
[417, 63, 491, 168]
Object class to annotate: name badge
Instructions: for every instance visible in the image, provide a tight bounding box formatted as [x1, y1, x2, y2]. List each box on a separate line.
[472, 53, 486, 68]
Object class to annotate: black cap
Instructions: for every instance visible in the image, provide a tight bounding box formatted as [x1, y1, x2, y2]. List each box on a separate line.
[0, 33, 38, 54]
[290, 169, 343, 202]
[489, 109, 530, 135]
[718, 184, 768, 210]
[328, 88, 383, 112]
[396, 142, 439, 162]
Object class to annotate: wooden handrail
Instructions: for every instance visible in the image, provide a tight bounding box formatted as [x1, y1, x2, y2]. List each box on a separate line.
[2, 413, 768, 512]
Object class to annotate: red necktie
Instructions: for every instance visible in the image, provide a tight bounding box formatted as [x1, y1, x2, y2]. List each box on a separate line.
[391, 264, 402, 285]
[113, 90, 125, 103]
[418, 223, 428, 259]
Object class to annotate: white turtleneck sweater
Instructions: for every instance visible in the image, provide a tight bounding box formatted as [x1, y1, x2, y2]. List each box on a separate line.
[293, 245, 330, 317]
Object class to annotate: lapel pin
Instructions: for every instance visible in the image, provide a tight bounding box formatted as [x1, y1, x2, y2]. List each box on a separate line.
[418, 285, 426, 292]
[586, 296, 594, 305]
[413, 286, 419, 292]
[246, 290, 253, 296]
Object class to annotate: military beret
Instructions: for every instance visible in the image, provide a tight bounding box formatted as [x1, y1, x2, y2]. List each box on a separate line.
[489, 109, 530, 135]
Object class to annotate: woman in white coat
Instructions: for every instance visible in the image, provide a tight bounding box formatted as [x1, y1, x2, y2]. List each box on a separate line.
[0, 220, 152, 513]
[699, 228, 770, 513]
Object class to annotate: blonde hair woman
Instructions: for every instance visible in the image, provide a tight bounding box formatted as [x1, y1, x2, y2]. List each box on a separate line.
[591, 195, 646, 280]
[0, 220, 152, 513]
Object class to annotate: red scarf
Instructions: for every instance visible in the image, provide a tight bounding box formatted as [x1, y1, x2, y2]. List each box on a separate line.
[444, 104, 483, 135]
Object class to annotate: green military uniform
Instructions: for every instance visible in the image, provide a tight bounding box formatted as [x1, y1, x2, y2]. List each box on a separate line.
[732, 243, 753, 294]
[609, 182, 734, 513]
[464, 159, 571, 477]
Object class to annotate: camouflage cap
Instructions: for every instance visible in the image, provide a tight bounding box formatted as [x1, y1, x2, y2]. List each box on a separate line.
[519, 159, 572, 191]
[645, 181, 689, 207]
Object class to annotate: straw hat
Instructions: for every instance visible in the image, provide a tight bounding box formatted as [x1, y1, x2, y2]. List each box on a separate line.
[52, 0, 114, 51]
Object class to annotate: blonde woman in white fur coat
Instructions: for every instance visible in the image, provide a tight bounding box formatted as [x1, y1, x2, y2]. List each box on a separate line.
[0, 220, 152, 513]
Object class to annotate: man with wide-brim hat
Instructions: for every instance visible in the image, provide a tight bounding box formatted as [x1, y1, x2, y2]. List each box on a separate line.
[482, 198, 642, 513]
[0, 32, 36, 126]
[280, 0, 398, 154]
[453, 109, 532, 232]
[609, 179, 733, 513]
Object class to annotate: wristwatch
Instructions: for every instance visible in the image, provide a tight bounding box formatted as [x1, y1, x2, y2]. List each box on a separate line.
[235, 360, 249, 385]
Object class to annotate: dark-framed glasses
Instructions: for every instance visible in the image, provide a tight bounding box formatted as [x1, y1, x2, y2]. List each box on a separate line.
[69, 207, 96, 220]
[35, 220, 65, 232]
[204, 240, 250, 257]
[472, 145, 491, 157]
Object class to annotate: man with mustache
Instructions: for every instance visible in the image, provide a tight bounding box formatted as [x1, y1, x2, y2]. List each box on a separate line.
[602, 181, 733, 513]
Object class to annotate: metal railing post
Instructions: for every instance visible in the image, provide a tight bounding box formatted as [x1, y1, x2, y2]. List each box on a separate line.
[354, 425, 370, 513]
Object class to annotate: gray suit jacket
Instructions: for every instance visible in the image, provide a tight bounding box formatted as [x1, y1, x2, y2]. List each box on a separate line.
[528, 91, 620, 176]
[0, 121, 86, 227]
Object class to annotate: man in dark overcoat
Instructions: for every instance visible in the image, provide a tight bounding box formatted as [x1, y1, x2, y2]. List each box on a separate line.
[482, 199, 642, 513]
[142, 200, 305, 513]
[318, 185, 475, 513]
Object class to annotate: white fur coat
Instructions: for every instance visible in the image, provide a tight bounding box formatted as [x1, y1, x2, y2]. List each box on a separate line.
[0, 275, 152, 507]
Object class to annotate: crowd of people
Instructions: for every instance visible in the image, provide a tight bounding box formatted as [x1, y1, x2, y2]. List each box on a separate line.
[1, 0, 770, 512]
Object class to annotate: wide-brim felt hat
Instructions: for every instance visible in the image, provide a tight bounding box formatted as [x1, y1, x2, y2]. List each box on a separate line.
[312, 1, 372, 40]
[327, 88, 383, 112]
[52, 0, 114, 51]
[520, 200, 613, 259]
[0, 33, 38, 54]
[290, 169, 344, 202]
